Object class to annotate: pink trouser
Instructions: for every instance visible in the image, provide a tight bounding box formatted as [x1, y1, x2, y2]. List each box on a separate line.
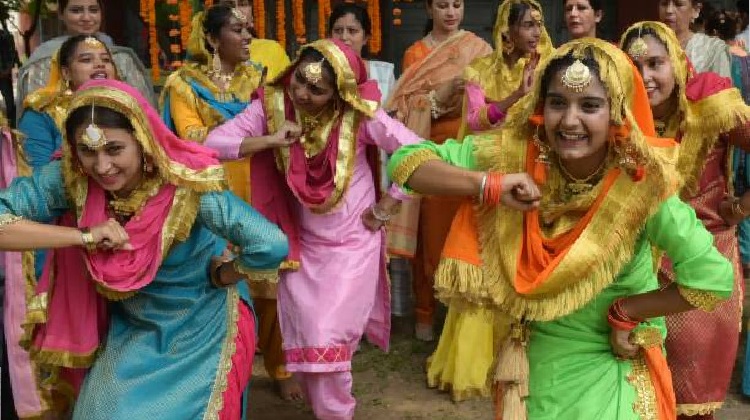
[296, 371, 355, 420]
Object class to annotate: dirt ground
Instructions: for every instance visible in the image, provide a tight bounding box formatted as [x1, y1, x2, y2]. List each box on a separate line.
[247, 317, 750, 420]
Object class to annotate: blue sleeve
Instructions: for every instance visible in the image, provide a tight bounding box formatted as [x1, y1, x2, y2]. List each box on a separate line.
[18, 109, 62, 170]
[0, 160, 69, 223]
[197, 190, 288, 276]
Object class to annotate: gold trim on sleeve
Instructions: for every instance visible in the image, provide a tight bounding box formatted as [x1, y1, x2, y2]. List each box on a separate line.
[390, 149, 441, 187]
[677, 285, 725, 312]
[0, 214, 23, 231]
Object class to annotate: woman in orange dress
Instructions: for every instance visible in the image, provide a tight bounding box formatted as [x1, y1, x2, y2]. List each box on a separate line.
[385, 0, 491, 340]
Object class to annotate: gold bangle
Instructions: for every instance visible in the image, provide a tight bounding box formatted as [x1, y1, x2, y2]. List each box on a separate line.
[80, 228, 97, 252]
[732, 197, 750, 217]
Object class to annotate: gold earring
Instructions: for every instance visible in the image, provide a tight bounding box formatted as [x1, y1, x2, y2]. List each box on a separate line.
[533, 126, 551, 165]
[211, 45, 222, 74]
[502, 38, 515, 55]
[142, 157, 153, 174]
[63, 79, 72, 96]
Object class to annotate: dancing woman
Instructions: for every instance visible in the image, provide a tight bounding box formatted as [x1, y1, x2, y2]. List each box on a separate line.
[387, 39, 733, 419]
[205, 39, 421, 419]
[0, 79, 287, 419]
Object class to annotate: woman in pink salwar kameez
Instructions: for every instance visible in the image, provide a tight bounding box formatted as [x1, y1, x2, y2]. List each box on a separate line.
[205, 39, 422, 419]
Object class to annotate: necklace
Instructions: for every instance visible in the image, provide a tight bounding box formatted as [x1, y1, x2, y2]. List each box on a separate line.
[296, 107, 338, 158]
[108, 176, 163, 219]
[556, 156, 608, 199]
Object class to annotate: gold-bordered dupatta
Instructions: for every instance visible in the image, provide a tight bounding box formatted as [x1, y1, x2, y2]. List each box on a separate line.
[621, 21, 750, 196]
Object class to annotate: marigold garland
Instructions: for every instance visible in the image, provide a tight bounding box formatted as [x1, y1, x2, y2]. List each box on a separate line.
[367, 0, 381, 54]
[253, 0, 266, 38]
[318, 0, 330, 38]
[139, 0, 160, 82]
[178, 0, 192, 52]
[276, 0, 286, 48]
[292, 0, 305, 43]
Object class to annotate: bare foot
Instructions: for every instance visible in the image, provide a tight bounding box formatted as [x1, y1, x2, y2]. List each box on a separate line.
[276, 377, 304, 401]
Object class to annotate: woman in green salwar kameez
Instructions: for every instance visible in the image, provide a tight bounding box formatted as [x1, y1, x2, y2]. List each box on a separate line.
[387, 39, 733, 419]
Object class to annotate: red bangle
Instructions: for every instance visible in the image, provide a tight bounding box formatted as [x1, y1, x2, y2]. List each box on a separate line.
[607, 298, 641, 331]
[482, 172, 504, 205]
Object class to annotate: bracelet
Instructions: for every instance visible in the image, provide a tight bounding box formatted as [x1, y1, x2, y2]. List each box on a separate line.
[482, 172, 504, 206]
[478, 173, 488, 204]
[428, 90, 444, 120]
[371, 205, 392, 223]
[80, 228, 97, 252]
[607, 298, 642, 332]
[731, 197, 750, 218]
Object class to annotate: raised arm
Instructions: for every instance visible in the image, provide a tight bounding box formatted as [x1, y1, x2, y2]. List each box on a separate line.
[204, 99, 299, 160]
[387, 137, 540, 208]
[197, 190, 289, 282]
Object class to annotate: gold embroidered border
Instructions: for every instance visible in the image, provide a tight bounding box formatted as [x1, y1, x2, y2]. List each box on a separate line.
[677, 285, 725, 312]
[204, 287, 240, 420]
[0, 213, 23, 229]
[678, 88, 750, 196]
[234, 259, 279, 283]
[627, 356, 658, 420]
[631, 326, 664, 349]
[676, 402, 723, 416]
[389, 149, 441, 187]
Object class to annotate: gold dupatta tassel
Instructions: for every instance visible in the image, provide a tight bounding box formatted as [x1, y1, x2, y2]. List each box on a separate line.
[494, 322, 530, 420]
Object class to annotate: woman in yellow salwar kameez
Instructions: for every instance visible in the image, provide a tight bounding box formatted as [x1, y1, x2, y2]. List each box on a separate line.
[388, 39, 733, 420]
[427, 0, 554, 402]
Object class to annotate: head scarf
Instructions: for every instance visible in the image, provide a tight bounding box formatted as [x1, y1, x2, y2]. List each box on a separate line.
[27, 80, 224, 395]
[621, 21, 750, 194]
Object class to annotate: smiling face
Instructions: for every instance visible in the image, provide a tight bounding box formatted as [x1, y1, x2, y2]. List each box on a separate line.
[627, 34, 677, 119]
[75, 126, 144, 196]
[61, 40, 115, 90]
[543, 64, 611, 172]
[658, 0, 700, 36]
[428, 0, 464, 34]
[210, 14, 251, 67]
[288, 57, 337, 115]
[564, 0, 602, 39]
[61, 0, 102, 36]
[508, 7, 543, 55]
[331, 13, 370, 56]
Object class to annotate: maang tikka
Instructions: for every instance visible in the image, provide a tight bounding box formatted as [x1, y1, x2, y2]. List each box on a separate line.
[303, 58, 326, 84]
[627, 27, 649, 59]
[81, 101, 108, 150]
[561, 59, 592, 93]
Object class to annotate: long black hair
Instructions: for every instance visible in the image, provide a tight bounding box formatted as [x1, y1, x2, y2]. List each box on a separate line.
[203, 4, 235, 54]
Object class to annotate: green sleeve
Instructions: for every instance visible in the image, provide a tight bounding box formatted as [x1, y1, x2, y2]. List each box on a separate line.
[646, 195, 733, 299]
[387, 136, 478, 188]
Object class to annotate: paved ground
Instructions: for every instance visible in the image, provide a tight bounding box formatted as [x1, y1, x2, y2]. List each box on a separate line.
[247, 317, 750, 419]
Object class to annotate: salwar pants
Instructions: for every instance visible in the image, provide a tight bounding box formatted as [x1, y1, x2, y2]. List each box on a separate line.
[296, 371, 355, 420]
